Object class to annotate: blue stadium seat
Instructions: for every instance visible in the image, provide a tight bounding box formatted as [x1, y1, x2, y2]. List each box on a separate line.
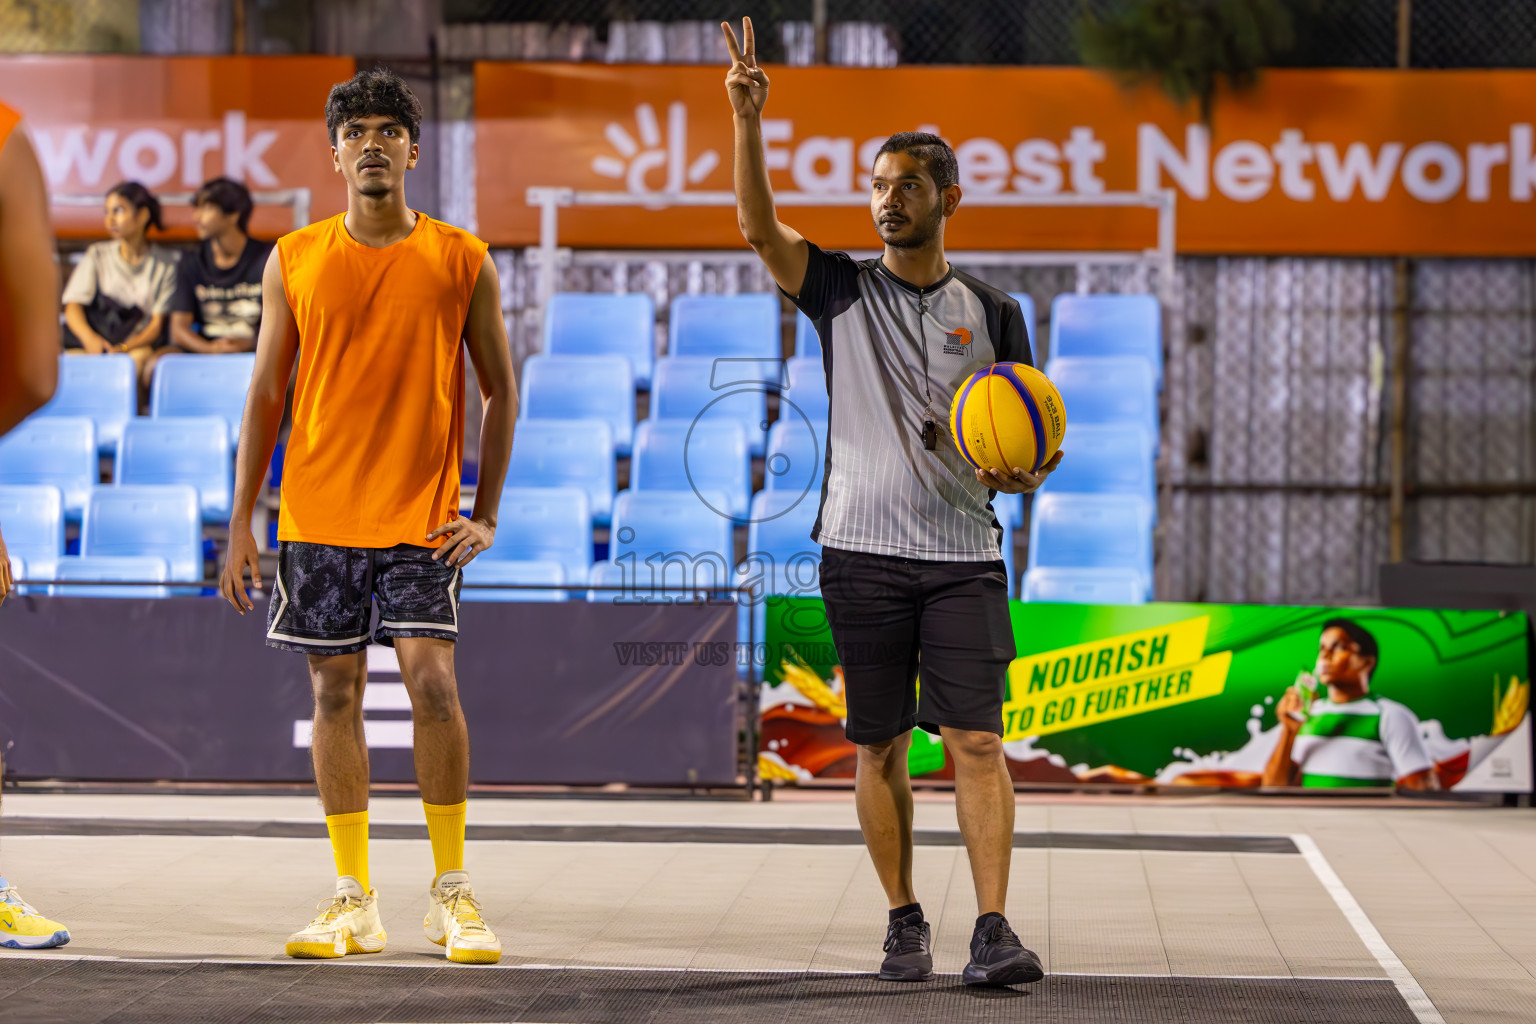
[1027, 493, 1153, 600]
[520, 354, 636, 456]
[1045, 356, 1158, 450]
[461, 559, 567, 603]
[610, 489, 735, 597]
[1040, 423, 1157, 521]
[586, 559, 628, 602]
[49, 555, 171, 599]
[543, 293, 657, 389]
[587, 559, 693, 603]
[794, 311, 820, 358]
[650, 356, 775, 456]
[0, 416, 96, 519]
[783, 356, 829, 422]
[631, 419, 751, 521]
[668, 293, 780, 361]
[36, 354, 135, 453]
[503, 418, 615, 525]
[116, 417, 233, 523]
[1050, 294, 1162, 387]
[149, 353, 256, 440]
[740, 489, 821, 598]
[1006, 292, 1038, 363]
[1022, 566, 1148, 605]
[764, 418, 826, 495]
[736, 489, 822, 673]
[0, 485, 64, 586]
[479, 486, 592, 584]
[992, 491, 1024, 530]
[83, 484, 202, 584]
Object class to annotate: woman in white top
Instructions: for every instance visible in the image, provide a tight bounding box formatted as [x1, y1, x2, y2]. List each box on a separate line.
[61, 181, 179, 387]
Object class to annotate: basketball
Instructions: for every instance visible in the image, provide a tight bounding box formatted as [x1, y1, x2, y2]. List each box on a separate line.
[949, 362, 1067, 474]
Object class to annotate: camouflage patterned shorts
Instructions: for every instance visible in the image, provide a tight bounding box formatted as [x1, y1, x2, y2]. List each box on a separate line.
[265, 541, 462, 656]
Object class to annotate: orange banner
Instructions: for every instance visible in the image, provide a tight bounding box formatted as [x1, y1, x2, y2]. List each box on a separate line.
[476, 64, 1536, 256]
[0, 56, 357, 239]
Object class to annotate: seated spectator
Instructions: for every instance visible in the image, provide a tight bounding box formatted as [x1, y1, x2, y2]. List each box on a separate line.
[168, 177, 272, 362]
[61, 181, 178, 386]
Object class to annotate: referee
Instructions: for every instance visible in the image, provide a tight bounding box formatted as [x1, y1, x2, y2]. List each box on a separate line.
[723, 20, 1060, 987]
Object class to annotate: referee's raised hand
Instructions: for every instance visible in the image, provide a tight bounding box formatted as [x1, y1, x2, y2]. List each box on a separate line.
[722, 18, 769, 117]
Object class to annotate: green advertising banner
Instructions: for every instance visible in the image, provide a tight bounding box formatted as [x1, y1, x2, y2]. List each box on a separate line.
[759, 599, 1531, 792]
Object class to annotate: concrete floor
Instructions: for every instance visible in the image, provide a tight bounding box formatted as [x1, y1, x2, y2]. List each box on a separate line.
[1, 791, 1534, 1023]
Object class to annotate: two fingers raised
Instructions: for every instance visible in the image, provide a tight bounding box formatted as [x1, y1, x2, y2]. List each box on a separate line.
[720, 18, 756, 65]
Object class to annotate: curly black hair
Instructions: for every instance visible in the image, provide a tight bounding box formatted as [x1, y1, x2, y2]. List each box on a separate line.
[875, 132, 959, 191]
[324, 66, 422, 146]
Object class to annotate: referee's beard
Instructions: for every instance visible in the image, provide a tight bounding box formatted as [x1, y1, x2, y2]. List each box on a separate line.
[875, 200, 944, 250]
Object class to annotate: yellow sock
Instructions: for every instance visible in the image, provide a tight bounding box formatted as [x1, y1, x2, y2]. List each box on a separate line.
[325, 810, 370, 892]
[423, 800, 467, 879]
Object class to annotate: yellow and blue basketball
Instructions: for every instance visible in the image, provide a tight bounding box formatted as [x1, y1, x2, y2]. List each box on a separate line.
[949, 362, 1066, 474]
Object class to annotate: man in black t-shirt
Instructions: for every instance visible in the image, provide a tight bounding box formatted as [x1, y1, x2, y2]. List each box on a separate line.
[169, 177, 272, 355]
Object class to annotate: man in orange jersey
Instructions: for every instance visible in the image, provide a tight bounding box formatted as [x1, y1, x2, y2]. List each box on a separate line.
[0, 100, 69, 951]
[219, 68, 516, 965]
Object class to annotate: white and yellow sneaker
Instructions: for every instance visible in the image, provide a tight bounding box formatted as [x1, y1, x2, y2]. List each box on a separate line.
[424, 871, 501, 964]
[0, 879, 69, 949]
[285, 875, 386, 959]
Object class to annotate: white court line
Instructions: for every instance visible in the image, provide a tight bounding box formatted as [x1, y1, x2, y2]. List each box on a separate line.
[1292, 833, 1446, 1024]
[0, 949, 1394, 983]
[0, 818, 1298, 842]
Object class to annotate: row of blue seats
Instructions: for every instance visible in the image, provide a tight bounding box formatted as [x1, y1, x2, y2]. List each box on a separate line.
[0, 417, 233, 523]
[523, 350, 1158, 472]
[521, 352, 826, 458]
[15, 355, 1154, 541]
[544, 290, 1162, 390]
[503, 416, 824, 528]
[1, 483, 204, 587]
[469, 486, 1015, 619]
[31, 294, 1160, 469]
[31, 353, 253, 453]
[1016, 295, 1163, 603]
[0, 471, 1138, 611]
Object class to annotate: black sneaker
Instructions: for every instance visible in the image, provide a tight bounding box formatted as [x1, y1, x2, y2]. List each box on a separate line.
[878, 912, 933, 982]
[962, 914, 1044, 987]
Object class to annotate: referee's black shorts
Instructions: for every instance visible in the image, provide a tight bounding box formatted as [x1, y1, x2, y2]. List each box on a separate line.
[819, 546, 1015, 745]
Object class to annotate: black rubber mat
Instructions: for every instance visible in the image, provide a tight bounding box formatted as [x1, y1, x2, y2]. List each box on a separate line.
[0, 818, 1297, 853]
[0, 961, 1415, 1023]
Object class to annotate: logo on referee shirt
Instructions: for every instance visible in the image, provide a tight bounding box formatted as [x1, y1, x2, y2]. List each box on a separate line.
[943, 326, 973, 356]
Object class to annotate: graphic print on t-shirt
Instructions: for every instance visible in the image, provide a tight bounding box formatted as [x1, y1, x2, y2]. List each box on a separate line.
[173, 238, 272, 342]
[192, 280, 263, 340]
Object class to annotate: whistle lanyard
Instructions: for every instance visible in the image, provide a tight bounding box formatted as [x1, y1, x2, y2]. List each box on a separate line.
[917, 289, 937, 450]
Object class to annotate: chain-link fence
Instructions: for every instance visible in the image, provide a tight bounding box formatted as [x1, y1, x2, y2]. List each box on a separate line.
[1160, 257, 1536, 604]
[439, 0, 1536, 68]
[7, 0, 1536, 66]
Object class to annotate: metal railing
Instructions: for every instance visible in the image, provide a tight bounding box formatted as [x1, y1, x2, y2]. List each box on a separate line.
[523, 186, 1178, 310]
[49, 188, 313, 230]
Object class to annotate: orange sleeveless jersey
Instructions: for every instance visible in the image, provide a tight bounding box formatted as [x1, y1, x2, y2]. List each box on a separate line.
[0, 103, 22, 337]
[276, 212, 488, 549]
[0, 102, 19, 150]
